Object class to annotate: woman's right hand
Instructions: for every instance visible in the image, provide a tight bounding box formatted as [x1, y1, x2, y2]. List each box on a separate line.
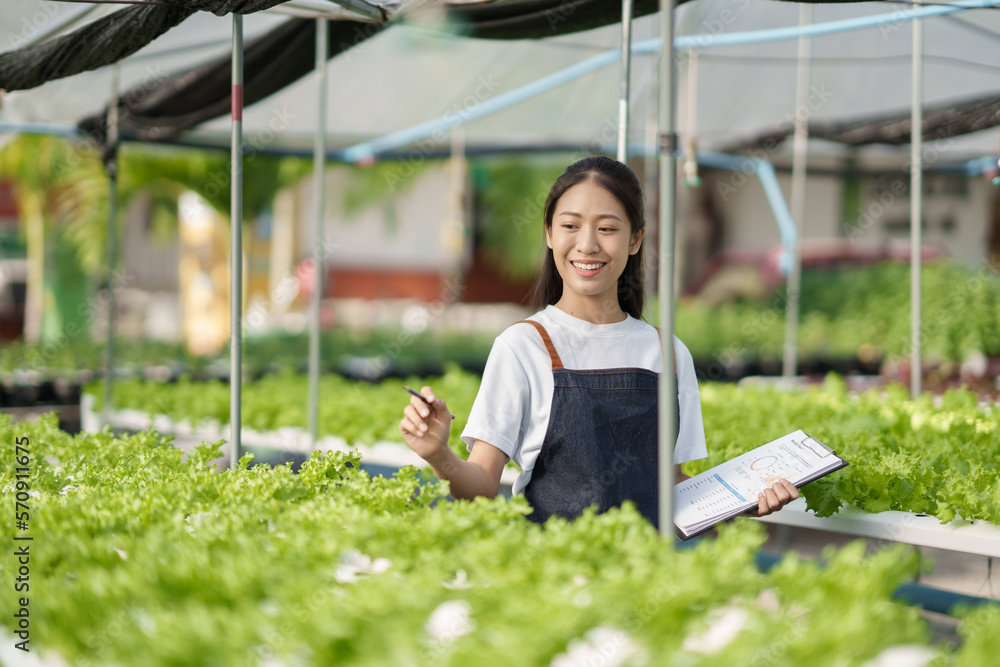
[399, 386, 453, 462]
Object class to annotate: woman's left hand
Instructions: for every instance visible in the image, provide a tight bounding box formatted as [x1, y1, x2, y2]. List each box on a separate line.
[748, 479, 798, 517]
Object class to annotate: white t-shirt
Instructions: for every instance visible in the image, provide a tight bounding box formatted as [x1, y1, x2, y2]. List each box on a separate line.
[461, 305, 709, 495]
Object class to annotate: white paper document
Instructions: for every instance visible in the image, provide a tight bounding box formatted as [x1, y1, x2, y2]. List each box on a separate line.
[673, 430, 847, 540]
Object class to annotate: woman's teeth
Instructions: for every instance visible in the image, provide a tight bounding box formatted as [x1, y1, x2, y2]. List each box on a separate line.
[572, 262, 604, 271]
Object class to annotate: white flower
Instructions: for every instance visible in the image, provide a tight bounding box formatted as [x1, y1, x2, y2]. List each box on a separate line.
[681, 607, 750, 655]
[442, 569, 471, 590]
[861, 645, 940, 667]
[59, 485, 78, 496]
[333, 549, 392, 584]
[425, 600, 475, 643]
[114, 547, 128, 560]
[550, 626, 641, 667]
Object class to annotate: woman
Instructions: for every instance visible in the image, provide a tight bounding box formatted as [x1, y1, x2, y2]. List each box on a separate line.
[399, 156, 795, 528]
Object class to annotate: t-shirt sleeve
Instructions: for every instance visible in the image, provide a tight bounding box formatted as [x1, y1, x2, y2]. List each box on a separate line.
[673, 336, 708, 465]
[460, 336, 531, 464]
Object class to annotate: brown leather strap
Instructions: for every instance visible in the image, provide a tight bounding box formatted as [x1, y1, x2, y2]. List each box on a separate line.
[516, 320, 564, 370]
[654, 327, 678, 372]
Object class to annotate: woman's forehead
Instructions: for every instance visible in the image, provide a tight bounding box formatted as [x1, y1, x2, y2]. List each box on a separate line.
[554, 179, 627, 215]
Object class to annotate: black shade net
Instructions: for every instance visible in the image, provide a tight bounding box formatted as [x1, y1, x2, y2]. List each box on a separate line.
[741, 92, 1000, 149]
[0, 1, 297, 93]
[77, 18, 385, 146]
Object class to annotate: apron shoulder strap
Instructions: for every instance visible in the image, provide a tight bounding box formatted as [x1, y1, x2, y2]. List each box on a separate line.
[653, 327, 678, 373]
[515, 320, 564, 370]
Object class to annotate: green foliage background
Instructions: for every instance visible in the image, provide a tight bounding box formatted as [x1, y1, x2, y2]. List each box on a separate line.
[84, 369, 1000, 526]
[472, 157, 566, 280]
[658, 260, 1000, 364]
[6, 413, 998, 666]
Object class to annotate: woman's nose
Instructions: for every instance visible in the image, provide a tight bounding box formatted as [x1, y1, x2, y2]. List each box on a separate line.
[576, 226, 600, 253]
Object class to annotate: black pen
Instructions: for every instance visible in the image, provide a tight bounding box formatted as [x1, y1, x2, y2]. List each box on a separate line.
[404, 386, 456, 419]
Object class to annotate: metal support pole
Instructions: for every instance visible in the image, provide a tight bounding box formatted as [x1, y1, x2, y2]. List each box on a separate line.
[782, 4, 812, 380]
[682, 47, 700, 188]
[617, 0, 634, 162]
[230, 15, 244, 468]
[910, 17, 923, 398]
[657, 0, 678, 540]
[308, 18, 328, 448]
[102, 64, 120, 428]
[643, 61, 659, 300]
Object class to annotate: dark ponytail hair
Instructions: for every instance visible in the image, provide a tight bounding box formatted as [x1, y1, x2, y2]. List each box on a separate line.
[528, 156, 646, 319]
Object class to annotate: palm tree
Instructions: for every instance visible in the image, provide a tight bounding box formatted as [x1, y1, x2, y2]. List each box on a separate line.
[0, 134, 107, 345]
[1, 133, 316, 347]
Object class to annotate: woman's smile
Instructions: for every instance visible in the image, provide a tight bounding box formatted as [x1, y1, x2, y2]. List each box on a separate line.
[570, 260, 607, 276]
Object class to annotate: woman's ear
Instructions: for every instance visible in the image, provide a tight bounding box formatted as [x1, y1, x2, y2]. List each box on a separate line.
[545, 223, 553, 249]
[629, 228, 646, 255]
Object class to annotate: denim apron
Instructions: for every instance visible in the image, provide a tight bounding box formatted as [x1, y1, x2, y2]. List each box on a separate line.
[518, 320, 680, 529]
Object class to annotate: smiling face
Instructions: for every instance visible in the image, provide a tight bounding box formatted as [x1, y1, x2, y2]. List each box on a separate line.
[545, 178, 645, 323]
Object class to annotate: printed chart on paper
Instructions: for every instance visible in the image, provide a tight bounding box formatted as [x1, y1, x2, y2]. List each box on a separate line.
[673, 430, 840, 530]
